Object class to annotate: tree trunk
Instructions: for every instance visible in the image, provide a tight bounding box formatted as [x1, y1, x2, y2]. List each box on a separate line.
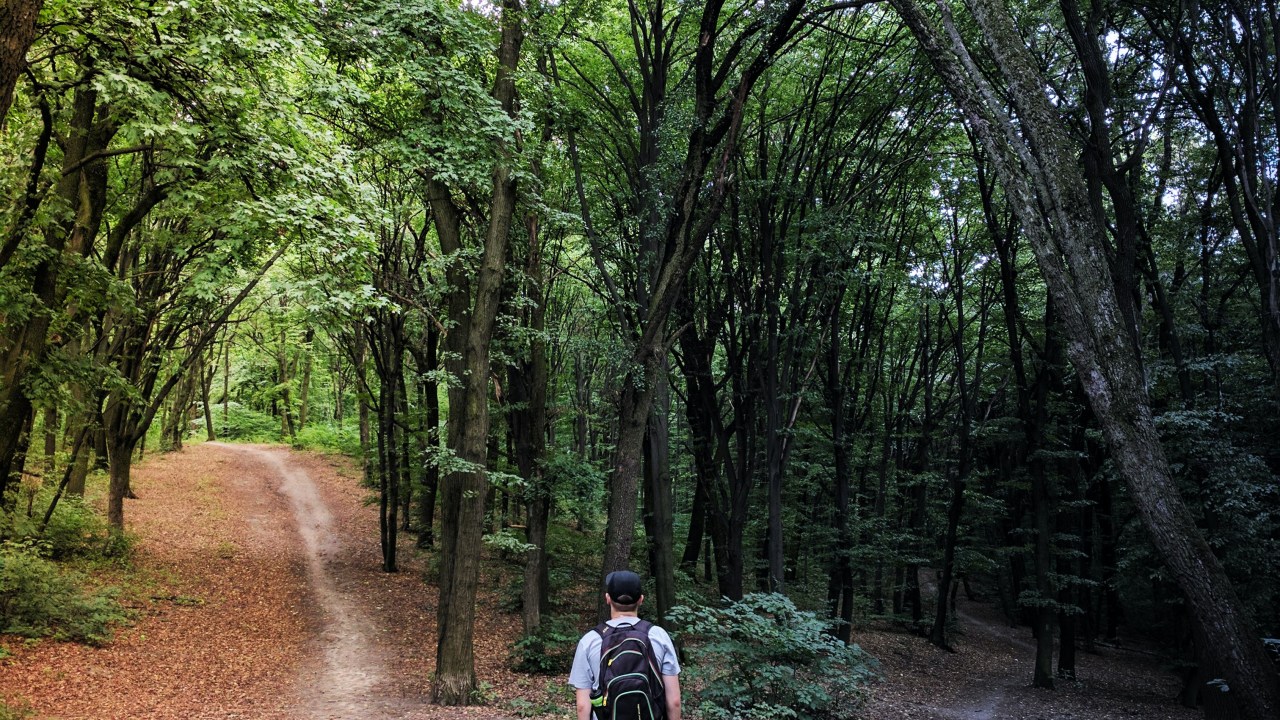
[601, 359, 658, 619]
[200, 352, 216, 441]
[431, 2, 525, 702]
[0, 0, 45, 128]
[277, 329, 296, 442]
[417, 326, 440, 548]
[298, 327, 314, 431]
[643, 366, 676, 623]
[356, 330, 371, 486]
[42, 405, 56, 474]
[1031, 458, 1055, 689]
[106, 436, 137, 530]
[0, 86, 108, 500]
[398, 366, 412, 534]
[891, 1, 1280, 713]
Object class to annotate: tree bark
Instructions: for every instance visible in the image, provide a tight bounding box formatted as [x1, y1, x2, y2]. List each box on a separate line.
[0, 86, 110, 500]
[431, 1, 525, 703]
[891, 1, 1280, 713]
[0, 0, 45, 128]
[298, 327, 314, 431]
[416, 325, 440, 548]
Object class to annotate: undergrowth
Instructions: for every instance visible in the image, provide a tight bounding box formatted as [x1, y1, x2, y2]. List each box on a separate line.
[671, 593, 877, 720]
[0, 697, 34, 720]
[0, 538, 130, 645]
[0, 491, 133, 646]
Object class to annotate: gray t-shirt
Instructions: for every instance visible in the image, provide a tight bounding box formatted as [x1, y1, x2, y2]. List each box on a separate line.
[568, 617, 681, 690]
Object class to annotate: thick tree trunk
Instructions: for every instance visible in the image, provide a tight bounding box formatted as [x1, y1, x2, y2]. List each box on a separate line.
[0, 0, 44, 128]
[892, 1, 1280, 713]
[601, 360, 658, 619]
[643, 367, 676, 622]
[431, 3, 525, 702]
[106, 436, 137, 530]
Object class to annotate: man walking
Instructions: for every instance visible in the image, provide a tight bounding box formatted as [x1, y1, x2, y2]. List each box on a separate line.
[569, 570, 681, 720]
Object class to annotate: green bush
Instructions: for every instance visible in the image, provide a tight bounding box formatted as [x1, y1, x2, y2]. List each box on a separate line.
[670, 593, 876, 720]
[0, 539, 129, 645]
[0, 698, 34, 720]
[510, 614, 580, 674]
[214, 402, 281, 442]
[37, 496, 115, 561]
[0, 493, 121, 563]
[292, 422, 363, 456]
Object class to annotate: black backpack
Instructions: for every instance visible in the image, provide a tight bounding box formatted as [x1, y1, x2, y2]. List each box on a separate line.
[591, 619, 666, 720]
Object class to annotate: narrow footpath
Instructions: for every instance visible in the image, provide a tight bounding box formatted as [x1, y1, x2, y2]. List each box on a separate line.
[858, 574, 1201, 720]
[0, 443, 530, 720]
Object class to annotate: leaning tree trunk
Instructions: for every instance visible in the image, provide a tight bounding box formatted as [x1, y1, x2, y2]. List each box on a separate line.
[891, 1, 1280, 714]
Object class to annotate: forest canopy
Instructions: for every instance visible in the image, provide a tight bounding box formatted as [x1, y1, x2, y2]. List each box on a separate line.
[1, 0, 1278, 716]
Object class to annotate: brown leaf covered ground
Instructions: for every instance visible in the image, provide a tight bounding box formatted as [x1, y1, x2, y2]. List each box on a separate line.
[856, 591, 1201, 720]
[1, 442, 1202, 719]
[0, 443, 560, 720]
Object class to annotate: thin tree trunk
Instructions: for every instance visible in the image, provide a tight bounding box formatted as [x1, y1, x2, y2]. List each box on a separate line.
[200, 351, 216, 441]
[42, 406, 56, 474]
[417, 326, 440, 548]
[298, 327, 314, 431]
[277, 329, 296, 442]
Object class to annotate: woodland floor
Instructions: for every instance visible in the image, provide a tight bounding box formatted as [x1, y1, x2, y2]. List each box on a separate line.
[0, 443, 1202, 720]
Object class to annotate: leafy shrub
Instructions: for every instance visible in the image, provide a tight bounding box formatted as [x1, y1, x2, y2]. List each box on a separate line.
[36, 496, 115, 561]
[0, 539, 129, 645]
[0, 698, 34, 720]
[214, 402, 281, 442]
[510, 614, 581, 674]
[0, 493, 120, 563]
[670, 593, 876, 720]
[293, 423, 363, 457]
[544, 450, 606, 532]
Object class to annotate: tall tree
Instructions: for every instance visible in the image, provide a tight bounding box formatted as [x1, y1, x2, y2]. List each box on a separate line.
[890, 0, 1280, 713]
[566, 0, 816, 619]
[430, 0, 526, 703]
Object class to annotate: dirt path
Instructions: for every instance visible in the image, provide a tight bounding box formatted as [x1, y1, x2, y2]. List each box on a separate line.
[858, 570, 1201, 720]
[3, 443, 1207, 720]
[215, 443, 406, 719]
[1, 443, 536, 720]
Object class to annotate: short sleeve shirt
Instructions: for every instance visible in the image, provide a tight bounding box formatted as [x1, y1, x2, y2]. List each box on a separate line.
[568, 617, 681, 690]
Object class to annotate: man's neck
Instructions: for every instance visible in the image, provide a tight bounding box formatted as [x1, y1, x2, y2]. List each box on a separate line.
[610, 610, 640, 621]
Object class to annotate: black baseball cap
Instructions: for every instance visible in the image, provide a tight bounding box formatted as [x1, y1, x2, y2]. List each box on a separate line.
[605, 570, 644, 604]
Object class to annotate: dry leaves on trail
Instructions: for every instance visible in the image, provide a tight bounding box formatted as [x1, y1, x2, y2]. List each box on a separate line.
[2, 442, 1203, 720]
[856, 593, 1201, 720]
[0, 443, 567, 720]
[1, 446, 308, 719]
